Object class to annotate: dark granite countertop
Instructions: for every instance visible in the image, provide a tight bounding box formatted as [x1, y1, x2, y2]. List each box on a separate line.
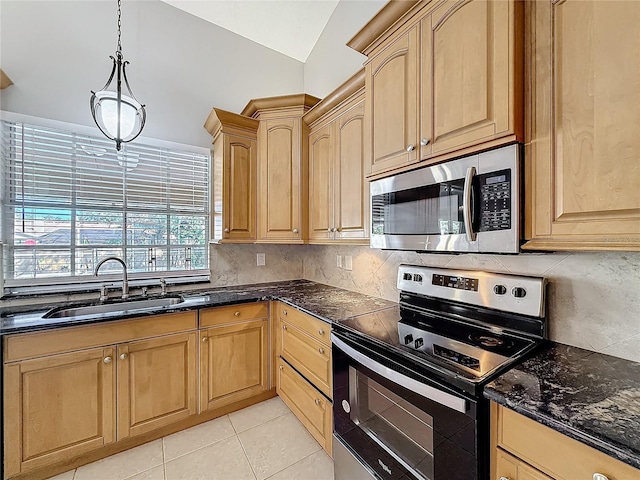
[484, 342, 640, 470]
[0, 279, 396, 335]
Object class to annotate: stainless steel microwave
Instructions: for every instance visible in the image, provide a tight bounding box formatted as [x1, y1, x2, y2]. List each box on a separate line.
[370, 144, 521, 253]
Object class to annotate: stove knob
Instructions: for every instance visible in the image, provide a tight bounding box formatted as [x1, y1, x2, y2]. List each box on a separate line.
[414, 338, 424, 349]
[512, 287, 527, 298]
[404, 334, 414, 345]
[493, 284, 507, 295]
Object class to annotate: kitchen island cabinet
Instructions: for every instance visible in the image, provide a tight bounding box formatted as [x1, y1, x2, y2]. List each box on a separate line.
[523, 0, 640, 251]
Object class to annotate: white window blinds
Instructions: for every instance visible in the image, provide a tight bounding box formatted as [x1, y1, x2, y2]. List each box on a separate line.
[1, 120, 210, 287]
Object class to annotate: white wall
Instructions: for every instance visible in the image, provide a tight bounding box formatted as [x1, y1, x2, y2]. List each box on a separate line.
[303, 0, 386, 98]
[0, 0, 304, 148]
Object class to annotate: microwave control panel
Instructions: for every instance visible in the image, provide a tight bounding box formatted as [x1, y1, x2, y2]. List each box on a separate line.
[478, 169, 511, 232]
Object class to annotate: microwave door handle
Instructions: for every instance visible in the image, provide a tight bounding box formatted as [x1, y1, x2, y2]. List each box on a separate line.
[463, 166, 477, 242]
[331, 333, 467, 414]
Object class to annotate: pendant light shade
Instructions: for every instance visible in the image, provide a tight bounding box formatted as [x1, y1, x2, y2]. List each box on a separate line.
[90, 0, 146, 151]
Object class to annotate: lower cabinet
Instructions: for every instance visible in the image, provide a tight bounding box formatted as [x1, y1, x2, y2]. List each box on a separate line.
[492, 402, 640, 480]
[199, 318, 269, 412]
[276, 357, 332, 455]
[3, 347, 116, 477]
[117, 332, 197, 439]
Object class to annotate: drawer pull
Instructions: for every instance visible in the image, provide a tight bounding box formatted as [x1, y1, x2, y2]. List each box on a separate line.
[499, 477, 511, 480]
[119, 353, 127, 360]
[202, 336, 208, 342]
[593, 475, 609, 480]
[283, 309, 288, 315]
[234, 311, 240, 317]
[279, 365, 283, 371]
[318, 348, 325, 354]
[318, 329, 325, 335]
[282, 324, 287, 331]
[103, 356, 112, 364]
[315, 399, 321, 406]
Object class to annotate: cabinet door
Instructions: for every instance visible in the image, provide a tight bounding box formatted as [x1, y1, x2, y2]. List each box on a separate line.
[495, 448, 553, 480]
[200, 319, 269, 412]
[223, 133, 257, 241]
[276, 358, 332, 455]
[4, 347, 115, 477]
[335, 100, 368, 241]
[258, 117, 303, 242]
[308, 123, 334, 242]
[525, 0, 640, 250]
[424, 0, 520, 158]
[366, 23, 419, 175]
[117, 332, 197, 439]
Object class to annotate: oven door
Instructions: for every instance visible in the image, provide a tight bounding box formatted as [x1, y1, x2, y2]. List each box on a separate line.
[332, 330, 481, 480]
[370, 143, 520, 253]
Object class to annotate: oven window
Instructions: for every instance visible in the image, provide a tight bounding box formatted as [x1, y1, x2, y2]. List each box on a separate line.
[349, 366, 435, 479]
[371, 181, 465, 236]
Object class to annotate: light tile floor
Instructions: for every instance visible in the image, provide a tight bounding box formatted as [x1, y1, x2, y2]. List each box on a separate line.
[47, 397, 334, 480]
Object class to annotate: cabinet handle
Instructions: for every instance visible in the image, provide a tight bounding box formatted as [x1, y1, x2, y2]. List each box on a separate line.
[119, 353, 127, 360]
[593, 475, 610, 480]
[327, 228, 332, 233]
[279, 365, 283, 371]
[499, 477, 511, 480]
[293, 228, 298, 234]
[103, 356, 112, 364]
[202, 336, 208, 342]
[318, 348, 325, 354]
[282, 324, 287, 330]
[234, 311, 240, 317]
[315, 399, 321, 406]
[282, 309, 287, 315]
[224, 228, 230, 233]
[406, 144, 415, 152]
[331, 227, 337, 232]
[420, 138, 430, 146]
[318, 329, 325, 335]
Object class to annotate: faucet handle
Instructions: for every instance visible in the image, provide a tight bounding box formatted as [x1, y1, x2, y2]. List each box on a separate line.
[99, 285, 109, 302]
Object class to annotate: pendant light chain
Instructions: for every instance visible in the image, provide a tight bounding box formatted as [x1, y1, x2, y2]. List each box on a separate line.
[116, 0, 122, 56]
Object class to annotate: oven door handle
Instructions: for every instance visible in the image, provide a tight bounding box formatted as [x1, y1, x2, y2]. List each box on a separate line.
[463, 166, 477, 242]
[332, 333, 468, 414]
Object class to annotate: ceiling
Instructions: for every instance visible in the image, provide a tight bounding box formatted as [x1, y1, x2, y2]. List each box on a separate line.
[161, 0, 340, 62]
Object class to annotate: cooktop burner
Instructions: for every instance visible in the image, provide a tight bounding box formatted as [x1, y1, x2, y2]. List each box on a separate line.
[468, 333, 513, 349]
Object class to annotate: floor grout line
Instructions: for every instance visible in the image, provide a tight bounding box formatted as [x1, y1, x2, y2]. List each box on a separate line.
[236, 431, 259, 480]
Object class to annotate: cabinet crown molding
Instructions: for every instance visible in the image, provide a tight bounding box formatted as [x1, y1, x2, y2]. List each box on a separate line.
[347, 0, 422, 55]
[241, 93, 320, 118]
[204, 108, 259, 140]
[303, 68, 365, 126]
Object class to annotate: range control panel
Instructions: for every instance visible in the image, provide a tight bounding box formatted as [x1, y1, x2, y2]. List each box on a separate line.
[397, 265, 547, 318]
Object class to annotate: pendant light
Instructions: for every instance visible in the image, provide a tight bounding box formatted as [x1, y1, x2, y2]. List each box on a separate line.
[90, 0, 146, 151]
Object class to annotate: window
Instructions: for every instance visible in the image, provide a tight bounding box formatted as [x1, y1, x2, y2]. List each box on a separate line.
[1, 120, 210, 289]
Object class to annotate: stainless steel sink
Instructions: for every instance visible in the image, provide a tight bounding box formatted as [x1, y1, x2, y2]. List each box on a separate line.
[43, 295, 185, 319]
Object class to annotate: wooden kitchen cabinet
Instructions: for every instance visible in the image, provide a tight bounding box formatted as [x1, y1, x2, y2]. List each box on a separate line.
[277, 357, 333, 455]
[349, 0, 524, 178]
[492, 402, 640, 480]
[204, 108, 259, 242]
[523, 0, 640, 251]
[305, 69, 369, 243]
[242, 94, 320, 243]
[199, 303, 269, 411]
[4, 347, 116, 478]
[117, 332, 197, 439]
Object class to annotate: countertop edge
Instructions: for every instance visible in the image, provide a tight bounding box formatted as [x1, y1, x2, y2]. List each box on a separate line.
[484, 387, 640, 470]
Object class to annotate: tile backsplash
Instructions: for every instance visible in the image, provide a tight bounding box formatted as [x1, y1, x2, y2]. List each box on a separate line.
[303, 246, 640, 363]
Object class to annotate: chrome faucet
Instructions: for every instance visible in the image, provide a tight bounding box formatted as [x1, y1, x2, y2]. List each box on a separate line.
[94, 257, 129, 299]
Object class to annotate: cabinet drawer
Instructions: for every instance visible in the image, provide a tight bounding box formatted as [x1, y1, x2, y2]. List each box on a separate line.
[277, 357, 332, 455]
[200, 302, 268, 327]
[495, 448, 553, 480]
[277, 302, 330, 346]
[4, 311, 197, 362]
[280, 319, 332, 398]
[495, 404, 640, 480]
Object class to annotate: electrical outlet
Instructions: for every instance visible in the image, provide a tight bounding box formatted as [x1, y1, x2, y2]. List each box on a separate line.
[336, 255, 343, 269]
[256, 253, 266, 266]
[344, 255, 353, 271]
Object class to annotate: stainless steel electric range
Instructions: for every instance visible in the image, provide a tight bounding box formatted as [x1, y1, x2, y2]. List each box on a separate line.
[331, 265, 547, 480]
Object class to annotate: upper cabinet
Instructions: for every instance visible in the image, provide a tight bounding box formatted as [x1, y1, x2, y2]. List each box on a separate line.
[305, 70, 369, 244]
[523, 0, 640, 251]
[242, 94, 320, 243]
[204, 108, 259, 242]
[349, 0, 524, 178]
